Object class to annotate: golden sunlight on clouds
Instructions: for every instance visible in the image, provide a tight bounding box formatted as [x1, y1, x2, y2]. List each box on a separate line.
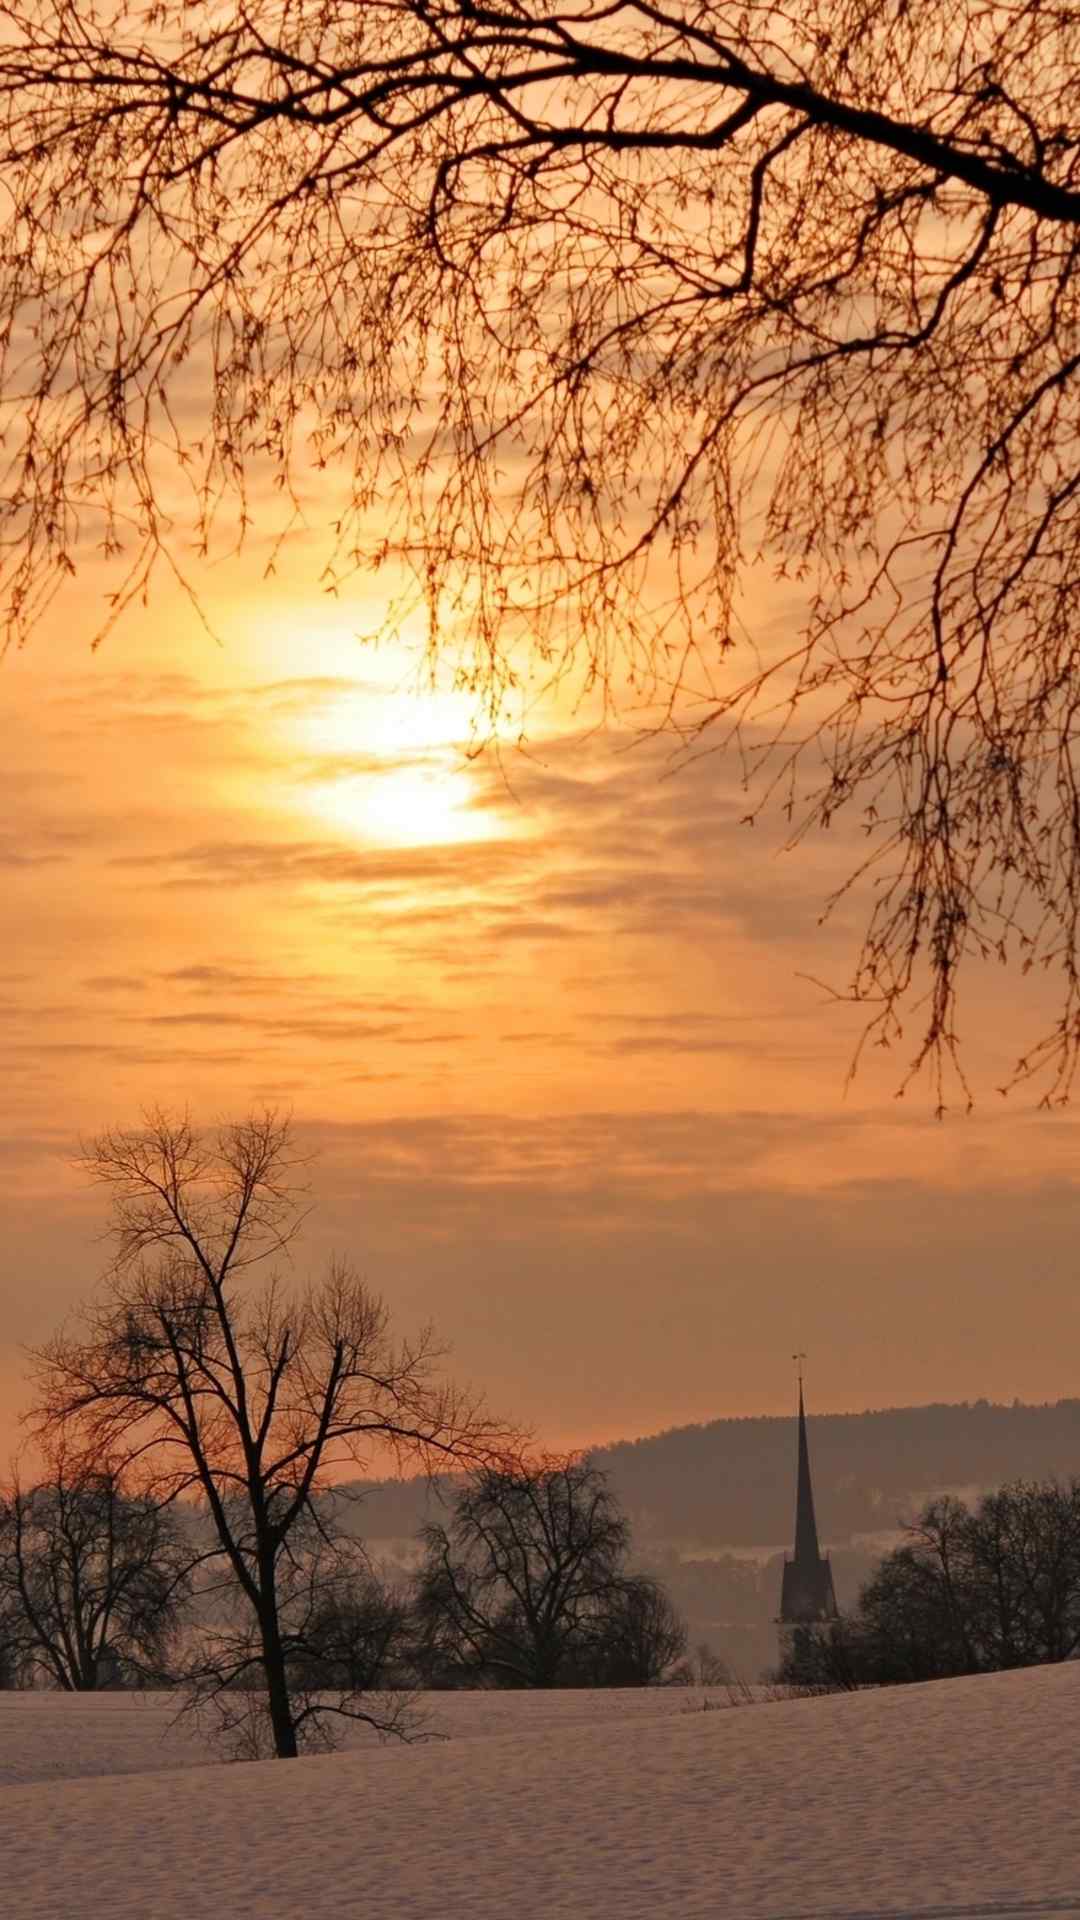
[296, 679, 484, 759]
[285, 679, 515, 848]
[302, 758, 492, 848]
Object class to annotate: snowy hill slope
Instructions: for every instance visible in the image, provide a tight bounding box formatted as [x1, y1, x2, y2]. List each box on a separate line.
[2, 1666, 1078, 1920]
[0, 1682, 719, 1790]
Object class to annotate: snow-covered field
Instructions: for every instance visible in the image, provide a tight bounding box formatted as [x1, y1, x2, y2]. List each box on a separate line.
[2, 1666, 1078, 1919]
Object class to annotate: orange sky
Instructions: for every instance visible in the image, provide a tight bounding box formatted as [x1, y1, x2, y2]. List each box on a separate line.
[3, 540, 1080, 1468]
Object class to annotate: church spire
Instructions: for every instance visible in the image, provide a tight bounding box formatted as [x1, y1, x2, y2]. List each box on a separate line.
[779, 1361, 838, 1626]
[793, 1371, 822, 1566]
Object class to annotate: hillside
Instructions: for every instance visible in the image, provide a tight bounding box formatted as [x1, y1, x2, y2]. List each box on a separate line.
[343, 1396, 1080, 1547]
[594, 1396, 1080, 1546]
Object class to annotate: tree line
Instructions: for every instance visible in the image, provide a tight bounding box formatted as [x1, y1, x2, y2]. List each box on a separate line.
[780, 1480, 1080, 1690]
[0, 1451, 688, 1720]
[4, 1112, 688, 1756]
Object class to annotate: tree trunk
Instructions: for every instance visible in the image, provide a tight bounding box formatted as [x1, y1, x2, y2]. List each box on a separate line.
[256, 1576, 298, 1759]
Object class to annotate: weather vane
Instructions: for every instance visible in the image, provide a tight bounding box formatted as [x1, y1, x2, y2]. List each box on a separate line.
[792, 1351, 806, 1387]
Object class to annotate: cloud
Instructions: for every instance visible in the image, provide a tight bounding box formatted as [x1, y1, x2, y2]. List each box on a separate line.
[134, 1010, 409, 1042]
[289, 748, 449, 784]
[0, 822, 88, 867]
[487, 916, 578, 944]
[3, 1039, 253, 1066]
[110, 835, 525, 891]
[82, 974, 150, 993]
[244, 676, 379, 713]
[0, 845, 67, 869]
[163, 963, 288, 989]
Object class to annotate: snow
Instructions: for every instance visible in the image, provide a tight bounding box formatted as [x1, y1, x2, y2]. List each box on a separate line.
[0, 1680, 723, 1788]
[2, 1666, 1079, 1919]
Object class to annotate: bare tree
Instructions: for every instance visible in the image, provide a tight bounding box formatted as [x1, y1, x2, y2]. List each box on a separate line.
[797, 1478, 1080, 1688]
[414, 1455, 680, 1686]
[578, 1573, 687, 1686]
[2, 5, 1080, 1094]
[0, 1605, 19, 1690]
[0, 1456, 190, 1690]
[286, 1537, 410, 1697]
[29, 1110, 511, 1756]
[962, 1479, 1080, 1669]
[186, 1511, 415, 1758]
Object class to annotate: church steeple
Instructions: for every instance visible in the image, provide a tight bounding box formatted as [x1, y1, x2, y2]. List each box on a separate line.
[793, 1377, 822, 1566]
[779, 1361, 838, 1626]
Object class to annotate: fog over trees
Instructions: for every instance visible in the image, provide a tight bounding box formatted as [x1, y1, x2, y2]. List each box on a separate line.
[2, 3, 1080, 1090]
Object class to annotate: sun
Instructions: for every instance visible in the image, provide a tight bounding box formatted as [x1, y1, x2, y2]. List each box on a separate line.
[260, 655, 521, 847]
[306, 758, 496, 847]
[299, 681, 487, 761]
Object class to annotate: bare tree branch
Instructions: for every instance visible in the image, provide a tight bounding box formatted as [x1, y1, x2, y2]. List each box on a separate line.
[2, 4, 1080, 1094]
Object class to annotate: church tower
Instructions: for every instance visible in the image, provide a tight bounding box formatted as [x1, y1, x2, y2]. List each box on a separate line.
[779, 1367, 838, 1626]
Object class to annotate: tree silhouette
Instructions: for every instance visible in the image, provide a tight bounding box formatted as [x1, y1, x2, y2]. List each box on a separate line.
[0, 1456, 190, 1690]
[414, 1455, 684, 1686]
[3, 3, 1079, 1093]
[29, 1110, 511, 1755]
[183, 1513, 416, 1759]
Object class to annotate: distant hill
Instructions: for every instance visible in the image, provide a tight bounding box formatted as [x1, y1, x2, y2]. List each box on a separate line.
[591, 1396, 1080, 1547]
[345, 1397, 1080, 1549]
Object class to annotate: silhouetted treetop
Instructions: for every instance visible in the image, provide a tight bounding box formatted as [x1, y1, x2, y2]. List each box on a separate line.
[4, 3, 1080, 1092]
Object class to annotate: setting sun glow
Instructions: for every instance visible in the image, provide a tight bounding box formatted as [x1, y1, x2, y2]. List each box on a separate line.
[306, 759, 494, 847]
[261, 671, 516, 847]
